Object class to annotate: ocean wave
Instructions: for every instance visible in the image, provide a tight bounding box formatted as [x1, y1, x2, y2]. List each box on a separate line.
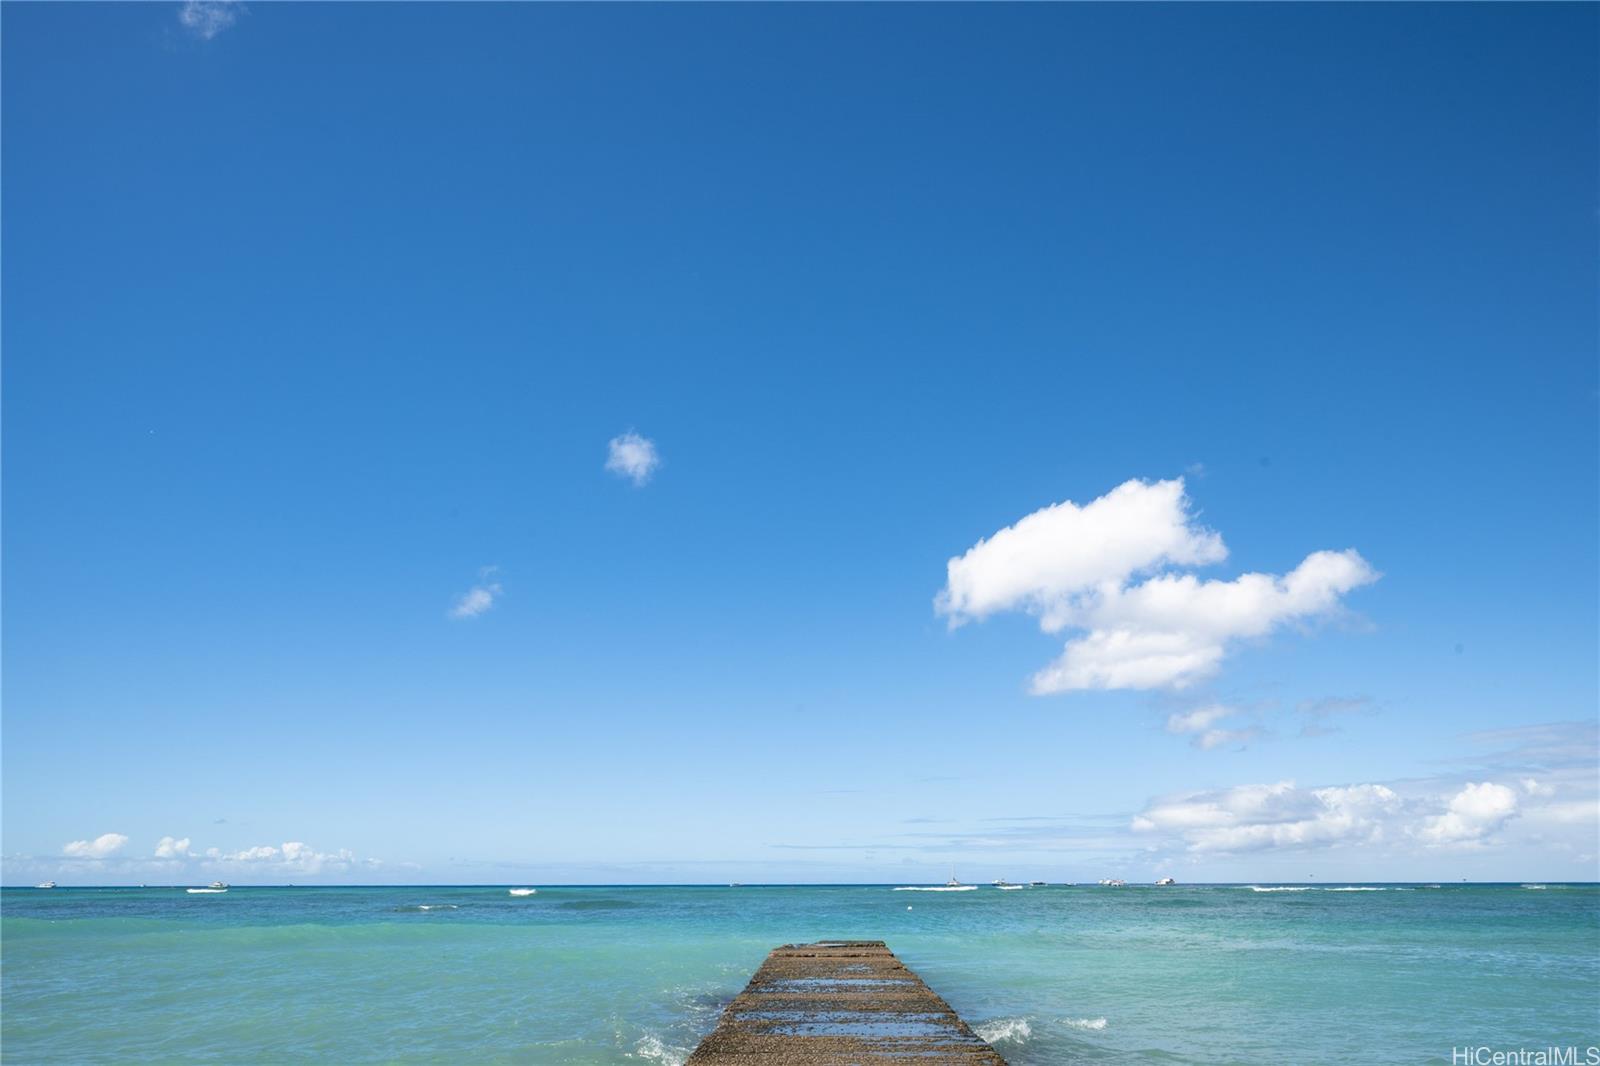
[1246, 886, 1311, 892]
[509, 888, 537, 897]
[892, 885, 978, 892]
[1325, 886, 1390, 892]
[1064, 1017, 1108, 1031]
[974, 1018, 1031, 1044]
[632, 1034, 688, 1065]
[1522, 884, 1548, 890]
[394, 904, 460, 912]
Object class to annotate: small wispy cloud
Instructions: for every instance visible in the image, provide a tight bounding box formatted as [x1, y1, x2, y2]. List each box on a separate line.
[63, 833, 128, 859]
[605, 431, 660, 486]
[1165, 703, 1262, 751]
[449, 567, 502, 620]
[177, 0, 242, 40]
[1297, 695, 1376, 737]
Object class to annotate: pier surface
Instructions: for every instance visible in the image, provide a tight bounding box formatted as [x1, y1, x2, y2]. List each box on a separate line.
[687, 940, 1005, 1065]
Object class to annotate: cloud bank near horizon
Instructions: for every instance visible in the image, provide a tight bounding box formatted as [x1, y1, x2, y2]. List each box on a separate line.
[937, 478, 1378, 692]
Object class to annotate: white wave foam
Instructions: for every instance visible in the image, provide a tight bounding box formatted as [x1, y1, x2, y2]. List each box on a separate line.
[185, 888, 227, 894]
[1522, 884, 1548, 890]
[996, 884, 1026, 890]
[1065, 1017, 1108, 1031]
[893, 885, 978, 892]
[417, 904, 459, 911]
[509, 888, 537, 897]
[1325, 886, 1387, 891]
[1246, 886, 1311, 892]
[974, 1017, 1031, 1044]
[632, 1034, 688, 1065]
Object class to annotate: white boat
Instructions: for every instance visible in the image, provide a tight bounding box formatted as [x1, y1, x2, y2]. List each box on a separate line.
[1156, 877, 1176, 886]
[508, 888, 537, 897]
[1029, 881, 1046, 887]
[35, 881, 55, 889]
[1098, 878, 1127, 887]
[187, 882, 229, 894]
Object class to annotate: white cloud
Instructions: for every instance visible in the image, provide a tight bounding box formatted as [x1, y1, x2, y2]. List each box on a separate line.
[936, 478, 1378, 692]
[1133, 776, 1547, 855]
[1134, 781, 1401, 852]
[1417, 782, 1519, 846]
[1520, 777, 1555, 797]
[1192, 727, 1263, 751]
[939, 478, 1224, 626]
[1166, 704, 1235, 734]
[177, 1, 242, 40]
[605, 431, 660, 486]
[450, 567, 502, 620]
[154, 836, 192, 859]
[63, 833, 129, 859]
[1166, 704, 1260, 751]
[217, 841, 362, 874]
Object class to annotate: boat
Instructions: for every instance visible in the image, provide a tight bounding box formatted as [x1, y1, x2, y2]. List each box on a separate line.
[35, 881, 55, 889]
[1156, 877, 1176, 886]
[187, 881, 229, 894]
[1029, 881, 1046, 886]
[508, 888, 536, 897]
[993, 879, 1025, 890]
[1098, 878, 1127, 887]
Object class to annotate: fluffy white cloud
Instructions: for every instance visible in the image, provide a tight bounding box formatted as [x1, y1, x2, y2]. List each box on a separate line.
[177, 1, 241, 40]
[1417, 782, 1519, 846]
[1134, 781, 1401, 852]
[937, 478, 1378, 692]
[939, 478, 1224, 626]
[450, 567, 502, 620]
[63, 833, 128, 859]
[605, 431, 660, 486]
[154, 836, 192, 859]
[217, 841, 362, 874]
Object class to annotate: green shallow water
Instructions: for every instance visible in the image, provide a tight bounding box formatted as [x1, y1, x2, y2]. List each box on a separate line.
[2, 883, 1597, 1063]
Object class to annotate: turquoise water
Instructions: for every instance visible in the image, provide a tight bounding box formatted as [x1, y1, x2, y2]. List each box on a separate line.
[3, 883, 1596, 1063]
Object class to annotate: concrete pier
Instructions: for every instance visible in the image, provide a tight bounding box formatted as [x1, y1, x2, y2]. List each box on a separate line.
[687, 940, 1005, 1065]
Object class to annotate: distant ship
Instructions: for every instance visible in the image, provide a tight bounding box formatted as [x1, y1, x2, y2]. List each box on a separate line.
[508, 888, 537, 897]
[1156, 877, 1176, 886]
[1098, 878, 1127, 887]
[35, 881, 55, 889]
[1029, 881, 1046, 887]
[187, 881, 228, 894]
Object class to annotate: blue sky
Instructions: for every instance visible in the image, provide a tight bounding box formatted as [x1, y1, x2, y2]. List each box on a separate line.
[3, 2, 1595, 885]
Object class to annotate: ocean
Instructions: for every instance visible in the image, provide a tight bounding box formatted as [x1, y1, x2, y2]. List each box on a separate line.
[3, 883, 1596, 1063]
